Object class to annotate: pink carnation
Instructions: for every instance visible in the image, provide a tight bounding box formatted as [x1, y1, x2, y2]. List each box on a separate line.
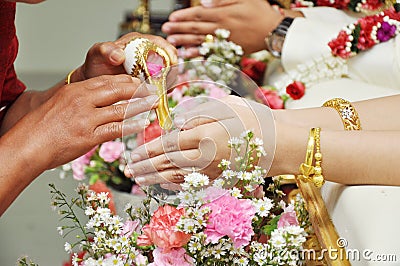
[99, 141, 125, 163]
[149, 247, 193, 266]
[202, 194, 256, 248]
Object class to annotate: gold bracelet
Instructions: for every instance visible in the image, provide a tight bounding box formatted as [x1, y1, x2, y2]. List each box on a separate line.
[65, 69, 76, 85]
[322, 98, 362, 131]
[298, 127, 325, 188]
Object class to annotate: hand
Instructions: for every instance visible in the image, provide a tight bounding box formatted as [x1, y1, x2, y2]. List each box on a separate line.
[72, 32, 178, 82]
[125, 95, 276, 186]
[15, 74, 158, 170]
[162, 0, 283, 56]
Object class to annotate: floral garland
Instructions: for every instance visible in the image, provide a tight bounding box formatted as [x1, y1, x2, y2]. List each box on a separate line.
[293, 0, 398, 13]
[257, 6, 400, 109]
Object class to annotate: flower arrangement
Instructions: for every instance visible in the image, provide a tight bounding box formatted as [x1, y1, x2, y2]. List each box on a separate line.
[293, 0, 391, 13]
[47, 130, 310, 266]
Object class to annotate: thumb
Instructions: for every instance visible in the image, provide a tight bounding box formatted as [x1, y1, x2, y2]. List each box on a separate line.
[99, 42, 125, 66]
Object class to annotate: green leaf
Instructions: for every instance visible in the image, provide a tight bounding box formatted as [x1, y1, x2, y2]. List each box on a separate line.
[262, 215, 281, 236]
[89, 174, 99, 185]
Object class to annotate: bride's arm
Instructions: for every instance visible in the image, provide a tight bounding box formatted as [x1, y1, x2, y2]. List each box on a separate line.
[274, 95, 400, 131]
[272, 123, 400, 185]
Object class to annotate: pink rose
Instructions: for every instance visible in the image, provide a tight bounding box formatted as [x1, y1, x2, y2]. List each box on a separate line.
[121, 220, 141, 238]
[278, 205, 299, 228]
[137, 205, 191, 251]
[203, 194, 256, 248]
[149, 247, 193, 266]
[255, 87, 284, 109]
[98, 141, 125, 163]
[286, 81, 305, 100]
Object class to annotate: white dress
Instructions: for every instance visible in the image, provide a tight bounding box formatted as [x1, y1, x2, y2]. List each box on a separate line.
[267, 7, 400, 265]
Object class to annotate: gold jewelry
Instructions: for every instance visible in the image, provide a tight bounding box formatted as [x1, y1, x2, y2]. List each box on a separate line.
[322, 98, 362, 131]
[298, 127, 325, 188]
[123, 38, 172, 130]
[65, 69, 76, 85]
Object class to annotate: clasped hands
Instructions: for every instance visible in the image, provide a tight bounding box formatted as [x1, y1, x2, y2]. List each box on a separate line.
[124, 95, 276, 187]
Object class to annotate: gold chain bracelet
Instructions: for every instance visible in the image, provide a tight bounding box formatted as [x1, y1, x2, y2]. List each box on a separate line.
[322, 98, 362, 131]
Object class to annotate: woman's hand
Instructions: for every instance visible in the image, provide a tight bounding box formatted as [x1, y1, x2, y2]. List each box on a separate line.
[124, 95, 276, 186]
[162, 0, 283, 56]
[72, 32, 178, 83]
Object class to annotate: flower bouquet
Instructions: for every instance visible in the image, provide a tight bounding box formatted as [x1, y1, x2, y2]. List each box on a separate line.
[47, 130, 311, 266]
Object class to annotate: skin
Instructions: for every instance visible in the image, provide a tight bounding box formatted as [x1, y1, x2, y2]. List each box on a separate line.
[0, 0, 178, 216]
[125, 94, 400, 187]
[162, 0, 303, 57]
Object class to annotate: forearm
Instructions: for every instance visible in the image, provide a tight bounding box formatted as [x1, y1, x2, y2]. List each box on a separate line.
[0, 124, 46, 216]
[271, 123, 400, 185]
[273, 95, 400, 131]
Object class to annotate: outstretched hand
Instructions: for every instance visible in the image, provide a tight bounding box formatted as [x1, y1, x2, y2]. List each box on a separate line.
[125, 95, 276, 187]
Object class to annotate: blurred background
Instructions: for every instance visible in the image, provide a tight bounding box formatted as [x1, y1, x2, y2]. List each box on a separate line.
[0, 0, 185, 264]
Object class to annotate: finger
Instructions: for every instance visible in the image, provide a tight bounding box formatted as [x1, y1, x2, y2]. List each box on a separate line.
[130, 128, 202, 163]
[166, 34, 207, 48]
[91, 76, 158, 107]
[85, 42, 126, 67]
[126, 149, 201, 177]
[200, 0, 239, 8]
[93, 118, 150, 144]
[135, 169, 190, 186]
[162, 21, 217, 36]
[168, 6, 218, 22]
[96, 94, 159, 124]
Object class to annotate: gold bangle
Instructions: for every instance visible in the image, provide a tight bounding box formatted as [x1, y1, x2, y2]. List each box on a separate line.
[322, 98, 362, 131]
[65, 69, 76, 85]
[298, 127, 325, 188]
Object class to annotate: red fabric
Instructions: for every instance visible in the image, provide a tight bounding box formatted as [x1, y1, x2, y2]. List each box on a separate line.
[0, 2, 27, 122]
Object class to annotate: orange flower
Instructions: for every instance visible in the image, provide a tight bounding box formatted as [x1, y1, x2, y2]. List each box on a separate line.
[137, 205, 191, 252]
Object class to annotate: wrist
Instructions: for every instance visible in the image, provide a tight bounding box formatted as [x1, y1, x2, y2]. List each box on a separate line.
[67, 66, 85, 84]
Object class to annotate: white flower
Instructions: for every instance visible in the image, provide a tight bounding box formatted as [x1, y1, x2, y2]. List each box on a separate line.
[64, 242, 72, 253]
[85, 206, 95, 216]
[220, 159, 231, 168]
[230, 187, 242, 198]
[253, 197, 274, 217]
[215, 28, 230, 39]
[213, 178, 225, 188]
[57, 226, 63, 236]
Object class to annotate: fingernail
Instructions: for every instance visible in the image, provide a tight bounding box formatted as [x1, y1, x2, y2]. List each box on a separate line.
[131, 153, 141, 162]
[124, 166, 134, 177]
[110, 49, 125, 63]
[167, 37, 176, 45]
[135, 176, 145, 184]
[201, 0, 213, 7]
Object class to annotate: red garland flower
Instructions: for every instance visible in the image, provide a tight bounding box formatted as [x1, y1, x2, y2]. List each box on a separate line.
[328, 31, 352, 58]
[286, 81, 306, 100]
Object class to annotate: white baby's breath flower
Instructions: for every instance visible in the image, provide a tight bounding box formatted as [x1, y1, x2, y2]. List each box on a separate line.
[64, 242, 72, 253]
[213, 178, 225, 188]
[230, 187, 243, 198]
[253, 197, 274, 217]
[57, 226, 63, 236]
[215, 28, 230, 39]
